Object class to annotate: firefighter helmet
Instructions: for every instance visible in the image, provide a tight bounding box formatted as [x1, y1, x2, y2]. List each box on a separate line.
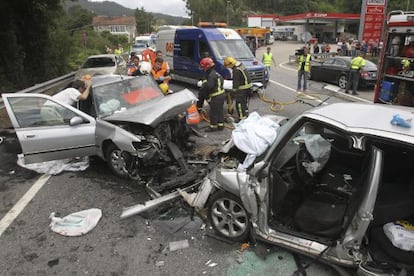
[224, 56, 237, 68]
[200, 57, 214, 70]
[159, 83, 169, 95]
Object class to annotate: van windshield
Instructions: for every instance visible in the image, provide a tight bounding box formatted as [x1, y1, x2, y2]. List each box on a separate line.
[209, 40, 254, 60]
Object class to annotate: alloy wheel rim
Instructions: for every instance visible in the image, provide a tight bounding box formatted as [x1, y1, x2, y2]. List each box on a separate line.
[211, 198, 248, 238]
[110, 149, 127, 175]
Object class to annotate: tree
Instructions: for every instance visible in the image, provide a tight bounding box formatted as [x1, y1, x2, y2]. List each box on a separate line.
[135, 7, 155, 34]
[0, 0, 64, 91]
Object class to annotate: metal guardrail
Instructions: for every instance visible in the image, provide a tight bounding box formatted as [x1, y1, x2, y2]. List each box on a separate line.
[0, 72, 76, 109]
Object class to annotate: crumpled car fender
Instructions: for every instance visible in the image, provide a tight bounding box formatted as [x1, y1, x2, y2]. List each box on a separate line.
[95, 119, 142, 158]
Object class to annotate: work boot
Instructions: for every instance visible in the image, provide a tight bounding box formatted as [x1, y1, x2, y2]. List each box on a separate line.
[218, 125, 225, 131]
[352, 92, 359, 95]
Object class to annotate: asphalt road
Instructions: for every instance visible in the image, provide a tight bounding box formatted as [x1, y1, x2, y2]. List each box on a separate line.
[0, 41, 374, 275]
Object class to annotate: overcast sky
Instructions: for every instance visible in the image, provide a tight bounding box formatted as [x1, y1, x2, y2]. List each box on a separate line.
[90, 0, 189, 17]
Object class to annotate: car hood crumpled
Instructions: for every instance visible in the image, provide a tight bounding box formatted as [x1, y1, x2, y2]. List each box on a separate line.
[104, 88, 197, 127]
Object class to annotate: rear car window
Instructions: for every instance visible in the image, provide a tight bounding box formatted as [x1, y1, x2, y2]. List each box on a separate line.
[82, 57, 115, 68]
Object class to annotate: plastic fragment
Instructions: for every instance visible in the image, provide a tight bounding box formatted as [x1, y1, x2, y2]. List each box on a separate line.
[240, 242, 250, 252]
[390, 114, 412, 128]
[169, 239, 189, 251]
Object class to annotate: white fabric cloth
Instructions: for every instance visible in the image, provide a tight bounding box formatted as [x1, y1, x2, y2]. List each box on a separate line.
[383, 222, 414, 252]
[17, 155, 89, 175]
[51, 88, 81, 106]
[223, 80, 233, 90]
[49, 208, 102, 237]
[231, 112, 280, 169]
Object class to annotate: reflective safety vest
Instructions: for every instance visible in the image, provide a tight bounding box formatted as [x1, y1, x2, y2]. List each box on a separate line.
[209, 78, 225, 97]
[236, 66, 253, 90]
[350, 56, 366, 70]
[297, 54, 311, 72]
[263, 52, 273, 67]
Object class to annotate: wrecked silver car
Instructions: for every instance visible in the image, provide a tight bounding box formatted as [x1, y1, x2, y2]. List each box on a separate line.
[186, 103, 414, 275]
[2, 75, 202, 190]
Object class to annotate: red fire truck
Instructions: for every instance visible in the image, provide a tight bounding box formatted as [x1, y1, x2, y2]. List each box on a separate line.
[374, 10, 414, 107]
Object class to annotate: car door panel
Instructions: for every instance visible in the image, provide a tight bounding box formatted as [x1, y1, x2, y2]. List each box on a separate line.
[2, 93, 97, 164]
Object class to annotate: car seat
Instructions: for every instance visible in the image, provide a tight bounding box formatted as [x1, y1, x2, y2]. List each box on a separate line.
[369, 179, 414, 265]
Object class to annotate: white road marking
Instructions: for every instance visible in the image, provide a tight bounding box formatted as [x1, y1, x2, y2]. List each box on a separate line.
[268, 79, 327, 105]
[276, 61, 372, 104]
[0, 174, 50, 237]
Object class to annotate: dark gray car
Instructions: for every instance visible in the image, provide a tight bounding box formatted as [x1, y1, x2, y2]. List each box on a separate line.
[311, 56, 377, 89]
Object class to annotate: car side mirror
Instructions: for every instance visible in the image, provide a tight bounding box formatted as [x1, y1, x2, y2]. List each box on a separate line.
[69, 116, 84, 126]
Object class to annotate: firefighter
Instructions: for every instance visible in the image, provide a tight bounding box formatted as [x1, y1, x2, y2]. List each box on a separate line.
[224, 56, 252, 120]
[197, 57, 225, 132]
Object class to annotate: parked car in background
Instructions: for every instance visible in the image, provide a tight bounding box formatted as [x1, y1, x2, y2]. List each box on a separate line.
[74, 54, 127, 80]
[130, 43, 147, 60]
[310, 56, 377, 89]
[190, 103, 414, 275]
[2, 75, 198, 185]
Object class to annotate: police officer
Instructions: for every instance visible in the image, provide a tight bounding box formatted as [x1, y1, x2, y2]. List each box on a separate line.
[345, 52, 366, 95]
[224, 56, 252, 121]
[297, 47, 311, 92]
[262, 47, 276, 77]
[197, 57, 225, 132]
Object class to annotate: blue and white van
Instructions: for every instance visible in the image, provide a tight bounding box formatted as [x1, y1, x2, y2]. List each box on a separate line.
[156, 26, 268, 86]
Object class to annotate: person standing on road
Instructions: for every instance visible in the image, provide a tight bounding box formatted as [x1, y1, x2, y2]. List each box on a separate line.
[41, 78, 92, 122]
[224, 56, 252, 121]
[345, 52, 366, 95]
[197, 57, 225, 132]
[297, 47, 311, 92]
[53, 78, 92, 106]
[262, 47, 276, 78]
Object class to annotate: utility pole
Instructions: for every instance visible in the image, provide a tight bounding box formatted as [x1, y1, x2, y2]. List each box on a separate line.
[226, 1, 230, 26]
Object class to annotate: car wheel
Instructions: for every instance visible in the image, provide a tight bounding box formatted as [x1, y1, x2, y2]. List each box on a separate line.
[105, 144, 129, 178]
[208, 191, 250, 241]
[310, 71, 317, 81]
[338, 74, 348, 89]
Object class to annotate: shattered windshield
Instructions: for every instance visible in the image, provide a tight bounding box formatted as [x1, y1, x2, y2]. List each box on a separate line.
[209, 40, 254, 60]
[92, 75, 164, 118]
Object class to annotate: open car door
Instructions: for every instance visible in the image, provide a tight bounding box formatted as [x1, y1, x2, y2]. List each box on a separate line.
[2, 93, 97, 164]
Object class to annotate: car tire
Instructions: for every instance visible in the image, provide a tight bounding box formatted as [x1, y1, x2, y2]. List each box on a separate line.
[310, 71, 318, 81]
[105, 144, 129, 178]
[208, 191, 250, 241]
[338, 74, 348, 89]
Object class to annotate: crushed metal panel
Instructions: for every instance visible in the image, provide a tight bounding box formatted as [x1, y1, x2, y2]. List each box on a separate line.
[120, 182, 201, 219]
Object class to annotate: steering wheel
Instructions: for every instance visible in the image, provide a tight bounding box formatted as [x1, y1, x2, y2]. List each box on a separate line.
[295, 144, 315, 186]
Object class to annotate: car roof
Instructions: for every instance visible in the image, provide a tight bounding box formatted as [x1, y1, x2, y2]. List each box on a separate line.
[324, 56, 376, 68]
[91, 74, 136, 87]
[86, 54, 119, 59]
[304, 103, 414, 144]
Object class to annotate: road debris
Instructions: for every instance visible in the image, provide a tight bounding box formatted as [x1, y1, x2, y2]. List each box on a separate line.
[49, 208, 102, 237]
[169, 239, 190, 251]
